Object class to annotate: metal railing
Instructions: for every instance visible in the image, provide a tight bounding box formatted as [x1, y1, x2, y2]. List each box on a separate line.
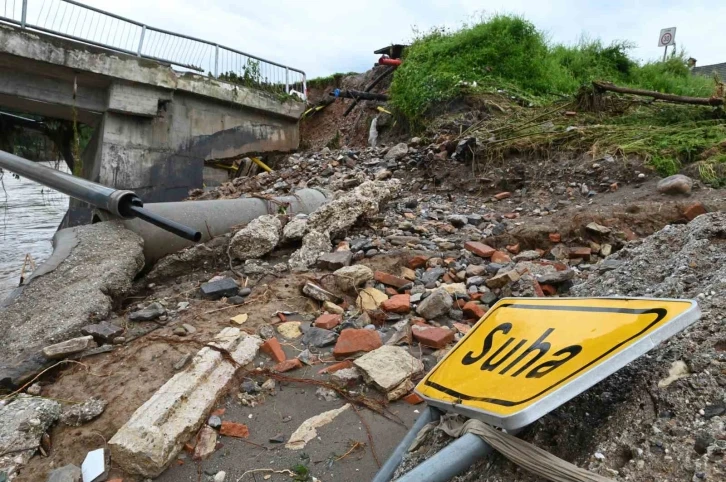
[0, 0, 306, 97]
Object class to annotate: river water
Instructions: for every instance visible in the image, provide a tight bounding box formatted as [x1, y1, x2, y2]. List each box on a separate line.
[0, 162, 69, 299]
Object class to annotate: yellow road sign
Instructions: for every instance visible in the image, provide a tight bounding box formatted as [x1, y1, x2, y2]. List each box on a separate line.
[416, 297, 700, 429]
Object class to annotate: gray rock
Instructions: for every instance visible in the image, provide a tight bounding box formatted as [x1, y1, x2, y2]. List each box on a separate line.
[384, 143, 409, 160]
[227, 296, 246, 305]
[586, 222, 611, 235]
[486, 270, 520, 289]
[81, 321, 124, 343]
[46, 464, 81, 482]
[173, 353, 191, 370]
[302, 327, 338, 348]
[129, 302, 167, 321]
[465, 265, 488, 277]
[536, 270, 575, 285]
[289, 230, 332, 272]
[207, 415, 222, 430]
[421, 267, 447, 285]
[0, 395, 61, 479]
[257, 324, 276, 340]
[302, 282, 339, 303]
[239, 287, 252, 297]
[657, 174, 693, 195]
[416, 288, 453, 320]
[282, 214, 308, 243]
[598, 259, 622, 272]
[317, 251, 353, 270]
[42, 336, 97, 360]
[333, 265, 374, 292]
[200, 278, 239, 300]
[229, 215, 282, 260]
[60, 398, 106, 427]
[447, 215, 469, 228]
[513, 250, 541, 262]
[466, 276, 487, 287]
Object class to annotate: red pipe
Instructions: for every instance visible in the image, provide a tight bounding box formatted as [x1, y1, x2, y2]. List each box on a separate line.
[379, 57, 402, 66]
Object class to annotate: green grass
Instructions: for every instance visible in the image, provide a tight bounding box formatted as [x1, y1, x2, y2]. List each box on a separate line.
[391, 15, 716, 128]
[307, 71, 359, 89]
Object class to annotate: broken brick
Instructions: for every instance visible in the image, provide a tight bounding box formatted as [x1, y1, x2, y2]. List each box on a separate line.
[569, 247, 592, 259]
[541, 284, 558, 296]
[412, 326, 454, 349]
[374, 271, 410, 289]
[464, 241, 495, 258]
[491, 251, 512, 264]
[502, 213, 519, 219]
[549, 233, 561, 243]
[333, 329, 382, 359]
[462, 301, 486, 320]
[533, 280, 545, 297]
[455, 299, 467, 309]
[453, 323, 471, 335]
[260, 338, 286, 363]
[494, 192, 511, 200]
[506, 244, 521, 254]
[219, 421, 249, 438]
[274, 358, 302, 373]
[318, 360, 354, 375]
[683, 202, 707, 221]
[381, 294, 411, 314]
[403, 393, 424, 405]
[314, 313, 342, 330]
[385, 287, 399, 297]
[408, 255, 430, 269]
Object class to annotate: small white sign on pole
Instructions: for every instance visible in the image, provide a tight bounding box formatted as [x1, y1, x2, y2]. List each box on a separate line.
[658, 27, 676, 47]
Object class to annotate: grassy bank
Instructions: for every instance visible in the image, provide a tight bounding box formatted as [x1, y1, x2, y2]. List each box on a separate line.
[389, 14, 725, 185]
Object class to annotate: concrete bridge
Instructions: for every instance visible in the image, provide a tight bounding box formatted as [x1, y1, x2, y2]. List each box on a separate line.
[0, 1, 306, 223]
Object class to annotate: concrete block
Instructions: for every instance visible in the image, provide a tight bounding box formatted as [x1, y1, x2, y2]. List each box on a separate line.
[109, 328, 262, 477]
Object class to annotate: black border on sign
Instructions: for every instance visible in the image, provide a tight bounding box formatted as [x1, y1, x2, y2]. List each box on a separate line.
[423, 304, 667, 407]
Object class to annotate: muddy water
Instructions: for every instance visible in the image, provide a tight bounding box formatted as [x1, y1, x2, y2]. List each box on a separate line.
[0, 162, 69, 299]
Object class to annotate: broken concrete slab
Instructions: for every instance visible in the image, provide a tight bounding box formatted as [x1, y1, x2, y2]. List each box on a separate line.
[0, 222, 144, 386]
[228, 215, 282, 260]
[288, 230, 332, 272]
[42, 336, 97, 360]
[281, 214, 308, 243]
[333, 264, 374, 292]
[109, 328, 263, 477]
[285, 404, 351, 450]
[354, 346, 424, 392]
[0, 395, 62, 479]
[60, 398, 107, 427]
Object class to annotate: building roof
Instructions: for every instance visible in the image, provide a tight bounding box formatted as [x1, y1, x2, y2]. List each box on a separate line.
[692, 62, 726, 80]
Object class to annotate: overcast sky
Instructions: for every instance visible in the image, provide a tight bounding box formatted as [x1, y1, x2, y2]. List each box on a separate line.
[84, 0, 724, 78]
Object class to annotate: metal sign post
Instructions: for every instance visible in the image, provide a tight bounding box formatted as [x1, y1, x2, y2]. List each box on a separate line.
[374, 297, 701, 482]
[659, 27, 677, 61]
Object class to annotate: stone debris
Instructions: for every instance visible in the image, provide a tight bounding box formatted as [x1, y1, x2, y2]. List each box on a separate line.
[356, 287, 388, 311]
[109, 328, 263, 477]
[302, 282, 339, 303]
[332, 329, 382, 359]
[333, 264, 374, 292]
[316, 251, 353, 270]
[354, 346, 424, 392]
[81, 321, 124, 344]
[200, 278, 239, 300]
[193, 426, 217, 460]
[416, 288, 453, 320]
[656, 174, 693, 195]
[229, 215, 282, 260]
[0, 395, 61, 479]
[60, 398, 107, 427]
[277, 321, 303, 339]
[42, 336, 97, 360]
[285, 404, 350, 450]
[128, 301, 167, 321]
[46, 464, 82, 482]
[288, 230, 332, 272]
[281, 214, 308, 243]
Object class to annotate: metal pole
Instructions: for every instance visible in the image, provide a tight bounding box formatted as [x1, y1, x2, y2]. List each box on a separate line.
[372, 406, 441, 482]
[395, 433, 495, 482]
[285, 67, 289, 94]
[214, 44, 219, 77]
[137, 25, 146, 56]
[663, 45, 668, 62]
[20, 0, 28, 28]
[303, 73, 307, 100]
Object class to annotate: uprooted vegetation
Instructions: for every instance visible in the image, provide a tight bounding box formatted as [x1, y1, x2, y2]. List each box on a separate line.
[386, 14, 726, 186]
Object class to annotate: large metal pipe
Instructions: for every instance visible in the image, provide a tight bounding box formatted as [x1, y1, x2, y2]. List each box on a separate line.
[96, 189, 330, 263]
[0, 149, 201, 241]
[372, 406, 441, 482]
[395, 432, 495, 482]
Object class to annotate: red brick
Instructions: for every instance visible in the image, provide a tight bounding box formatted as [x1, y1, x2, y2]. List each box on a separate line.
[381, 294, 411, 313]
[683, 202, 707, 221]
[491, 251, 512, 264]
[274, 358, 302, 372]
[403, 393, 424, 405]
[506, 244, 521, 254]
[494, 192, 511, 200]
[315, 313, 342, 330]
[533, 280, 545, 297]
[549, 233, 561, 243]
[375, 271, 410, 289]
[569, 247, 592, 259]
[453, 322, 471, 335]
[622, 227, 638, 241]
[541, 284, 558, 296]
[470, 293, 483, 301]
[318, 360, 354, 375]
[462, 301, 486, 320]
[260, 337, 286, 363]
[442, 273, 454, 283]
[385, 287, 399, 297]
[408, 255, 430, 269]
[219, 422, 249, 438]
[333, 329, 382, 359]
[464, 241, 495, 258]
[412, 326, 454, 349]
[455, 298, 467, 309]
[503, 213, 519, 219]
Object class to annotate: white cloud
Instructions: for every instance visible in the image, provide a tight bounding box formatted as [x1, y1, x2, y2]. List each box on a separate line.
[79, 0, 726, 78]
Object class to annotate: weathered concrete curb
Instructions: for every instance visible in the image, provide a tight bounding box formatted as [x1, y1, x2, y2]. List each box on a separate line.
[109, 328, 263, 477]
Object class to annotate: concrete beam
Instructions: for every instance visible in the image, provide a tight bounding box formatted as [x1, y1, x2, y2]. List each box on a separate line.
[109, 328, 263, 477]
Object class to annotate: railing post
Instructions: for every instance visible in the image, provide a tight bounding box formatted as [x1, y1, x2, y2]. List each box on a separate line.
[214, 44, 219, 77]
[20, 0, 28, 28]
[285, 67, 290, 93]
[137, 25, 146, 56]
[303, 74, 307, 100]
